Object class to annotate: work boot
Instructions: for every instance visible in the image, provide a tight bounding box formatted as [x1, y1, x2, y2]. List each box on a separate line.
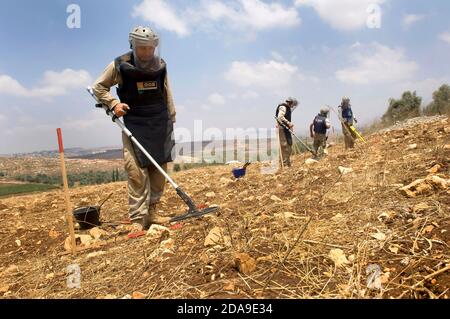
[147, 203, 171, 225]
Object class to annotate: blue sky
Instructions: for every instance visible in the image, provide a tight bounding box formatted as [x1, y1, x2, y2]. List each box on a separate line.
[0, 0, 449, 154]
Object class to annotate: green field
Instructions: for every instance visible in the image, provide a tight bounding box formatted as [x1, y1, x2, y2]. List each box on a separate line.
[0, 183, 58, 197]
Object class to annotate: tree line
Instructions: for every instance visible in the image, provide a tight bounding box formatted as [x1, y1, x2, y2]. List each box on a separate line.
[381, 84, 450, 125]
[13, 168, 126, 187]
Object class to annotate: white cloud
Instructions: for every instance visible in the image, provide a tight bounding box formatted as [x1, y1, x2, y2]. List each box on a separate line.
[439, 32, 450, 44]
[271, 51, 284, 61]
[207, 93, 226, 105]
[402, 14, 426, 29]
[295, 0, 386, 31]
[0, 75, 28, 97]
[133, 0, 300, 37]
[224, 60, 299, 89]
[335, 43, 418, 85]
[132, 0, 190, 37]
[241, 91, 260, 99]
[0, 69, 92, 99]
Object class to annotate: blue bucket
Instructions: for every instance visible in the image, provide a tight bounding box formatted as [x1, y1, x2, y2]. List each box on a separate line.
[232, 168, 247, 178]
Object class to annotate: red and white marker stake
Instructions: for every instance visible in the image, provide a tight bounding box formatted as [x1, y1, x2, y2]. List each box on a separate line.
[57, 128, 77, 254]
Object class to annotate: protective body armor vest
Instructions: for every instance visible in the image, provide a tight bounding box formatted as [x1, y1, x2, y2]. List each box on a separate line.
[115, 52, 174, 167]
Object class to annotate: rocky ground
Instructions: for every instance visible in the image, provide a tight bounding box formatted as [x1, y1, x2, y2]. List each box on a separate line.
[0, 115, 449, 299]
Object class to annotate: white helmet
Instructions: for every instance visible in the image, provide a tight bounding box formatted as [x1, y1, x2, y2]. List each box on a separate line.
[129, 26, 159, 49]
[320, 107, 329, 115]
[129, 26, 162, 72]
[286, 97, 298, 106]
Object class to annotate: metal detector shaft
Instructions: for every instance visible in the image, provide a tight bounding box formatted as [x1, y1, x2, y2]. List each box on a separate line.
[86, 86, 179, 189]
[274, 116, 314, 154]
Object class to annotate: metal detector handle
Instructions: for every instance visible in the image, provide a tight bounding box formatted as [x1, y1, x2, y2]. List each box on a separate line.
[86, 86, 180, 189]
[94, 100, 118, 122]
[274, 116, 313, 154]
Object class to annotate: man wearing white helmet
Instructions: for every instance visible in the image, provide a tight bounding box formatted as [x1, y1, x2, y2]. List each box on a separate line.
[275, 97, 298, 167]
[338, 97, 357, 149]
[92, 26, 176, 232]
[310, 107, 331, 158]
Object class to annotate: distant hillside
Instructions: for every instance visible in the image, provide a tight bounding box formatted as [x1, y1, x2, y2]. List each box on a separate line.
[70, 149, 123, 160]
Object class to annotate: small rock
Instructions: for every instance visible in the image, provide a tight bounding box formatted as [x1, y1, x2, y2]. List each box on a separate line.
[274, 211, 296, 219]
[377, 211, 396, 222]
[160, 238, 175, 251]
[305, 158, 319, 165]
[234, 253, 257, 275]
[388, 245, 399, 254]
[199, 252, 210, 264]
[270, 195, 282, 202]
[380, 272, 390, 284]
[428, 175, 447, 189]
[146, 225, 170, 241]
[206, 192, 216, 198]
[15, 240, 21, 247]
[407, 143, 417, 150]
[421, 225, 435, 235]
[371, 232, 386, 241]
[3, 265, 19, 275]
[79, 197, 90, 206]
[64, 234, 93, 252]
[45, 273, 55, 280]
[204, 227, 230, 247]
[331, 213, 344, 221]
[48, 230, 60, 239]
[86, 251, 106, 259]
[338, 166, 353, 175]
[223, 282, 235, 291]
[400, 257, 410, 266]
[0, 285, 10, 293]
[329, 249, 350, 267]
[257, 255, 273, 262]
[132, 291, 146, 299]
[427, 164, 441, 174]
[400, 178, 431, 197]
[89, 227, 108, 240]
